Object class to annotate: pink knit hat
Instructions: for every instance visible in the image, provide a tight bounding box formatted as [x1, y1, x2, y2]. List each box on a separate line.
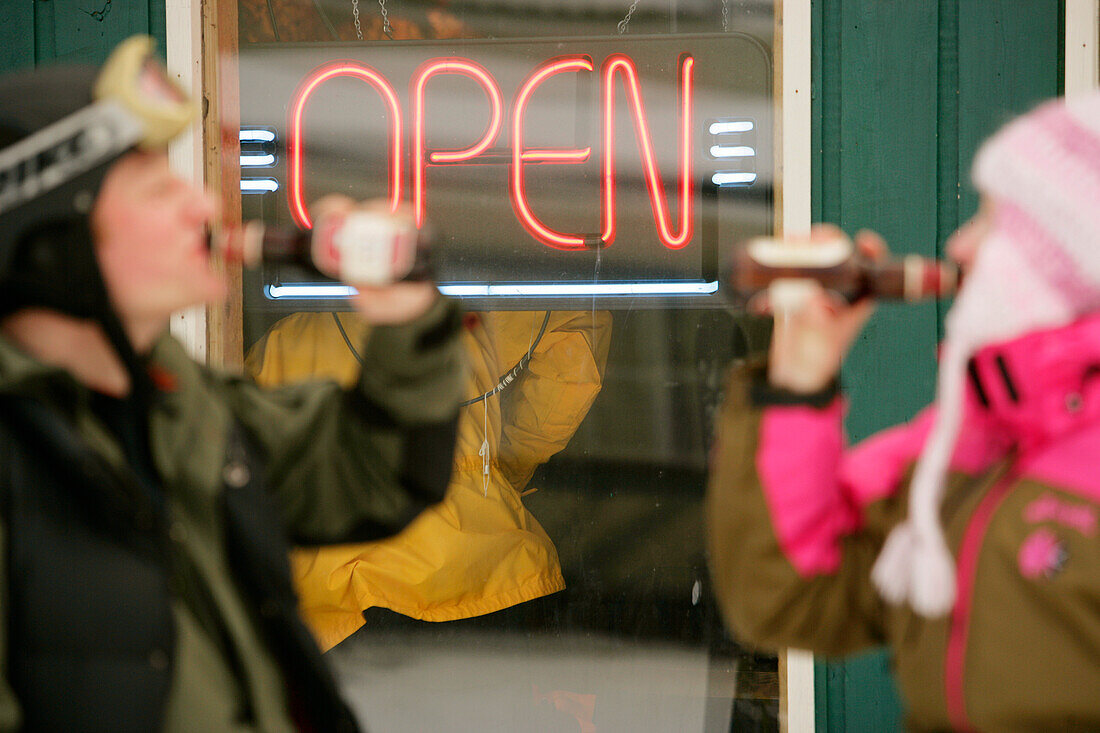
[871, 90, 1100, 617]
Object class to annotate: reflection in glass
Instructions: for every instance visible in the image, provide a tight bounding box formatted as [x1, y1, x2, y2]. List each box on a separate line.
[233, 1, 778, 729]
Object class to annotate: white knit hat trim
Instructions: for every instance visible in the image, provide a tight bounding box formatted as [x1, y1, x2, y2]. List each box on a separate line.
[973, 99, 1100, 306]
[868, 92, 1100, 617]
[871, 231, 1074, 617]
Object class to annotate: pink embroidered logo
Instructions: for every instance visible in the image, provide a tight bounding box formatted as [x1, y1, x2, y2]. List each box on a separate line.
[1023, 494, 1097, 536]
[1018, 528, 1068, 579]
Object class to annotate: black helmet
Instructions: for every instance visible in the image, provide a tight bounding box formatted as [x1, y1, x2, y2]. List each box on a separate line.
[0, 36, 197, 395]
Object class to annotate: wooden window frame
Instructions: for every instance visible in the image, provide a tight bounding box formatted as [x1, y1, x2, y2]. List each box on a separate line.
[167, 0, 242, 366]
[775, 0, 815, 728]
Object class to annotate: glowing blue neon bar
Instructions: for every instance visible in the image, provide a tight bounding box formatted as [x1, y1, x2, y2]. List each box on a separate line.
[709, 145, 755, 158]
[708, 120, 754, 135]
[266, 281, 719, 300]
[266, 284, 357, 298]
[711, 172, 757, 186]
[240, 129, 276, 142]
[484, 282, 719, 296]
[439, 285, 490, 296]
[241, 153, 275, 167]
[240, 178, 279, 193]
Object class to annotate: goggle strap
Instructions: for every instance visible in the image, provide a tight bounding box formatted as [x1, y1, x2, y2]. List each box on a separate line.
[0, 100, 142, 217]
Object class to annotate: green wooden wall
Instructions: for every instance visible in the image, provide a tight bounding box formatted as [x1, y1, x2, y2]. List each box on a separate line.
[0, 0, 166, 73]
[812, 1, 1063, 730]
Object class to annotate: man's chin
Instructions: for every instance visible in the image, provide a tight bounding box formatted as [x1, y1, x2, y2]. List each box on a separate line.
[170, 280, 229, 317]
[201, 276, 230, 306]
[210, 281, 230, 304]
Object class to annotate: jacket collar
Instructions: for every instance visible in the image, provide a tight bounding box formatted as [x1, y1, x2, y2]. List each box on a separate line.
[0, 330, 83, 408]
[0, 328, 179, 408]
[968, 312, 1100, 452]
[0, 328, 225, 491]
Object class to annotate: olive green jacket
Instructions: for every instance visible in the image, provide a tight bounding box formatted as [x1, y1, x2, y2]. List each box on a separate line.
[0, 297, 464, 731]
[708, 315, 1100, 732]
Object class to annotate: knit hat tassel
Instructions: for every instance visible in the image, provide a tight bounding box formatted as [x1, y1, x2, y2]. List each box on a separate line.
[872, 339, 968, 617]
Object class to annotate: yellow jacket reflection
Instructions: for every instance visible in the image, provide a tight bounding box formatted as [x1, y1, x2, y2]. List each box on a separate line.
[247, 310, 611, 650]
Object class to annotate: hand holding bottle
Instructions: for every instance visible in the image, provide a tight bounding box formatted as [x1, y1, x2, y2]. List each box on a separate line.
[217, 195, 439, 325]
[309, 195, 438, 325]
[765, 225, 885, 394]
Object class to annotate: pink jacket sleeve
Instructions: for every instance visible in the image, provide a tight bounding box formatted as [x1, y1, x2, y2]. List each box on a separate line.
[756, 402, 939, 577]
[706, 364, 934, 655]
[707, 361, 1009, 655]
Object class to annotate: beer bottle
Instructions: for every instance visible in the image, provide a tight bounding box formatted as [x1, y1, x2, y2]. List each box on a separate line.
[216, 210, 430, 284]
[728, 235, 960, 309]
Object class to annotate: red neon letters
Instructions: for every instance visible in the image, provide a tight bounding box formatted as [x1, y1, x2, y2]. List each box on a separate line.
[602, 54, 694, 249]
[287, 54, 696, 250]
[287, 62, 402, 229]
[412, 58, 504, 227]
[511, 56, 594, 250]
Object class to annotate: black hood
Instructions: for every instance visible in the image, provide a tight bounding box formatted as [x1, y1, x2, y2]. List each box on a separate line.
[0, 65, 98, 147]
[0, 62, 152, 398]
[0, 63, 116, 320]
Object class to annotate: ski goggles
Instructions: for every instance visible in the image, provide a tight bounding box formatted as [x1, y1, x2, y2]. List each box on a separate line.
[0, 35, 196, 217]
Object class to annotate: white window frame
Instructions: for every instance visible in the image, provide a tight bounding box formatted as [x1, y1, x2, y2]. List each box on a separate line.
[166, 0, 206, 361]
[776, 0, 815, 729]
[1066, 0, 1100, 96]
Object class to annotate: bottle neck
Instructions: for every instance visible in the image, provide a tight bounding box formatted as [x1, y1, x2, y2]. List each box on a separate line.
[258, 225, 311, 264]
[868, 256, 960, 301]
[729, 247, 961, 304]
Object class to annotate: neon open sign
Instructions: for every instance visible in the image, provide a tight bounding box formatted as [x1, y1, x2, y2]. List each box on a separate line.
[238, 35, 772, 303]
[288, 54, 694, 251]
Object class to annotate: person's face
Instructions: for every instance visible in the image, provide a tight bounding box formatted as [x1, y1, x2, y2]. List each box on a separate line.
[92, 150, 225, 326]
[946, 197, 996, 274]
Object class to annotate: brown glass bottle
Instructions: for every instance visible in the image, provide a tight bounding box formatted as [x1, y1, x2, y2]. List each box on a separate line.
[728, 236, 961, 306]
[216, 213, 430, 284]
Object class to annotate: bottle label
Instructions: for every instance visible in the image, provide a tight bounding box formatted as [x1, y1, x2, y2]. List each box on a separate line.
[315, 211, 419, 285]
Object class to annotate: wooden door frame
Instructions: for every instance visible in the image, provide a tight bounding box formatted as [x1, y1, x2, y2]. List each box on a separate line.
[167, 0, 242, 367]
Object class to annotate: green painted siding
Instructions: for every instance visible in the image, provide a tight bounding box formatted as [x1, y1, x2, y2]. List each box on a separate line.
[812, 1, 1063, 730]
[0, 0, 166, 73]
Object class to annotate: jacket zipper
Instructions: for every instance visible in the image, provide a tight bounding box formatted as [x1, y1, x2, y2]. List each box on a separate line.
[944, 465, 1019, 731]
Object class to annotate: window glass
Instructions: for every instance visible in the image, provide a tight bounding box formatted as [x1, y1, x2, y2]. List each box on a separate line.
[233, 1, 777, 729]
